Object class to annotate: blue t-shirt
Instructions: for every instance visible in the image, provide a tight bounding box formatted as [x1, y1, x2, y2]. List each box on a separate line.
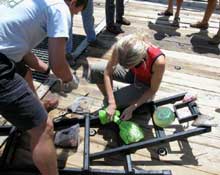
[0, 0, 71, 62]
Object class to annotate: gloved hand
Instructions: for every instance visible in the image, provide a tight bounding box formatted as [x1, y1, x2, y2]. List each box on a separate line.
[62, 74, 79, 93]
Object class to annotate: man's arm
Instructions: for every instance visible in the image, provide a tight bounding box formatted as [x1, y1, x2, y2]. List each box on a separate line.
[48, 37, 73, 83]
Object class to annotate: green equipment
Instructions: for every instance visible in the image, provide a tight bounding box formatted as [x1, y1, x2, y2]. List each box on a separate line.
[98, 109, 121, 125]
[153, 106, 175, 128]
[98, 109, 144, 144]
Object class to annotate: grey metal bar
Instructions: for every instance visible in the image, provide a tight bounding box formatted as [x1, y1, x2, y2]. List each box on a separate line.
[125, 154, 133, 174]
[154, 93, 186, 106]
[83, 114, 90, 172]
[1, 167, 172, 175]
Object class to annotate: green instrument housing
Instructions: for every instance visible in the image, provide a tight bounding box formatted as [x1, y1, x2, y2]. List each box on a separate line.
[98, 109, 144, 144]
[153, 106, 175, 128]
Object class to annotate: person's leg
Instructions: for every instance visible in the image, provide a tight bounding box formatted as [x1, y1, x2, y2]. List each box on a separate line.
[175, 0, 183, 18]
[209, 25, 220, 44]
[28, 117, 58, 175]
[89, 60, 108, 95]
[81, 0, 105, 47]
[217, 26, 220, 36]
[201, 0, 217, 24]
[105, 0, 123, 34]
[105, 0, 115, 27]
[116, 0, 124, 21]
[113, 82, 149, 108]
[158, 0, 173, 16]
[0, 65, 58, 175]
[92, 68, 150, 108]
[89, 61, 136, 97]
[171, 0, 183, 27]
[116, 0, 130, 25]
[167, 0, 174, 12]
[82, 0, 96, 42]
[190, 0, 217, 29]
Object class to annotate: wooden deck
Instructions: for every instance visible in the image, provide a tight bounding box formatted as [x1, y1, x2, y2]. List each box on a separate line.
[1, 0, 220, 174]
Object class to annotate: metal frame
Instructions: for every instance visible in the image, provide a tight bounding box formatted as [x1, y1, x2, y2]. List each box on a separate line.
[0, 93, 211, 175]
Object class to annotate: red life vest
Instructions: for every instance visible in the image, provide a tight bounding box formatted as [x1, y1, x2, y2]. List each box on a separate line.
[130, 46, 165, 85]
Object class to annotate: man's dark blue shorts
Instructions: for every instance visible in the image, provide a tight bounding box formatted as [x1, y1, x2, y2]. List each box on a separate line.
[0, 53, 47, 131]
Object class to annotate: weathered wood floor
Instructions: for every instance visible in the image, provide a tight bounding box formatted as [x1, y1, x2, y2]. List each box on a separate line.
[0, 0, 220, 175]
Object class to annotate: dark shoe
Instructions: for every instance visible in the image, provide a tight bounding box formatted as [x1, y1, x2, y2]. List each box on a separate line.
[208, 34, 220, 45]
[88, 39, 105, 48]
[171, 17, 180, 27]
[106, 25, 124, 34]
[116, 17, 131, 25]
[190, 21, 208, 30]
[158, 10, 173, 16]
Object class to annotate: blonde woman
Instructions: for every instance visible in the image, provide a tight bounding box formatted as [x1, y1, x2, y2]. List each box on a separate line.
[90, 34, 166, 120]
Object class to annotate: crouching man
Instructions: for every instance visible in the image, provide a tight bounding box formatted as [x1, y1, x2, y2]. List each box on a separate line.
[0, 0, 87, 174]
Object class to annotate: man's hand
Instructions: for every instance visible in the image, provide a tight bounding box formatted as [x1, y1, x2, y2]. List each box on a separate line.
[62, 74, 79, 93]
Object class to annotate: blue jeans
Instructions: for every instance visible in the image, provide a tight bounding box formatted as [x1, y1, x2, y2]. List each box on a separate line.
[105, 0, 124, 26]
[66, 0, 96, 53]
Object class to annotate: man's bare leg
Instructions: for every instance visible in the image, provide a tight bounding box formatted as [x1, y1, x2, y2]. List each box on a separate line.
[158, 0, 173, 16]
[175, 0, 183, 18]
[190, 0, 217, 29]
[28, 117, 58, 175]
[167, 0, 174, 13]
[172, 0, 183, 27]
[201, 0, 217, 24]
[209, 24, 220, 44]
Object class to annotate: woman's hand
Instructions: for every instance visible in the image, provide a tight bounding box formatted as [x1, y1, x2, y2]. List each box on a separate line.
[106, 104, 116, 121]
[121, 105, 136, 121]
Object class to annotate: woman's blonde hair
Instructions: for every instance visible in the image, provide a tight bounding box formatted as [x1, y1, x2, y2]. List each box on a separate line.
[114, 33, 148, 68]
